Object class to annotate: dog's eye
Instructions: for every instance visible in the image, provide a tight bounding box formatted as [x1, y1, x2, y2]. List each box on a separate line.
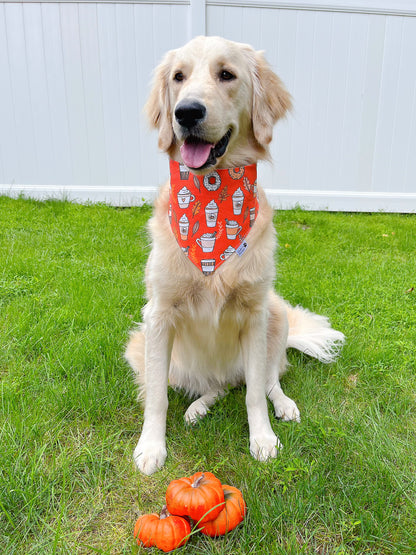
[219, 70, 236, 81]
[173, 71, 185, 82]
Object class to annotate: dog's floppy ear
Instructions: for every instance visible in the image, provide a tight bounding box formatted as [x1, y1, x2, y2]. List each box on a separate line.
[145, 51, 175, 152]
[252, 51, 292, 147]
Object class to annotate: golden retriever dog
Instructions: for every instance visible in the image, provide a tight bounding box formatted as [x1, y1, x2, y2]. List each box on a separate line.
[125, 36, 344, 475]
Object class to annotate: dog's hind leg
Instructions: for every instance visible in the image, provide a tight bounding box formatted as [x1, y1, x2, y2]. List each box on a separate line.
[184, 388, 228, 424]
[266, 343, 301, 422]
[266, 292, 301, 423]
[267, 376, 301, 423]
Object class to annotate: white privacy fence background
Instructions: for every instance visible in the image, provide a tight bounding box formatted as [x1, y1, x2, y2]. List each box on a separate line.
[1, 0, 416, 212]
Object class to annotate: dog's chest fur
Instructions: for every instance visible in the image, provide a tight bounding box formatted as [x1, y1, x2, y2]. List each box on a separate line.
[168, 279, 264, 389]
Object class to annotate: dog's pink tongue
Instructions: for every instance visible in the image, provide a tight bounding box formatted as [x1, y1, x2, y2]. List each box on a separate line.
[180, 141, 213, 169]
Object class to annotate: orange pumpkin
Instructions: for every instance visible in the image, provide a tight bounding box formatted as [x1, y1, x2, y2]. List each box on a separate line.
[199, 484, 246, 537]
[166, 471, 225, 524]
[134, 505, 191, 552]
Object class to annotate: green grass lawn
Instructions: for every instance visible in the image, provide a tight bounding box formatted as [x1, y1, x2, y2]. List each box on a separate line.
[1, 195, 415, 554]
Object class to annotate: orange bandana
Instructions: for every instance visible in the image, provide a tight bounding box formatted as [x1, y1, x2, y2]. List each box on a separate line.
[169, 160, 259, 275]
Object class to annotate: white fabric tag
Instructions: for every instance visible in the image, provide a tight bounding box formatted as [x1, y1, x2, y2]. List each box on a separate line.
[236, 241, 248, 257]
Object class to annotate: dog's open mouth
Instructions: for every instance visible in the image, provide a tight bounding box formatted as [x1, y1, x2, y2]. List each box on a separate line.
[180, 129, 232, 170]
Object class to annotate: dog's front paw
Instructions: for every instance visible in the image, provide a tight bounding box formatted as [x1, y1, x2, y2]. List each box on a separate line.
[250, 433, 282, 462]
[274, 396, 301, 423]
[133, 438, 167, 475]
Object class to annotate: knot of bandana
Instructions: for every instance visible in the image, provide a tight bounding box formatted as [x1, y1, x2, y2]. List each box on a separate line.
[169, 160, 259, 275]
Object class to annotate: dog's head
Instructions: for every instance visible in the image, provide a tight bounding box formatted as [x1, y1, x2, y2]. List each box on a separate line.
[146, 36, 292, 172]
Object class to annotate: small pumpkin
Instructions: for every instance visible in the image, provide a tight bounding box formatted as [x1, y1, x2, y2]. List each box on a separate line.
[166, 471, 225, 524]
[134, 505, 191, 552]
[199, 484, 246, 537]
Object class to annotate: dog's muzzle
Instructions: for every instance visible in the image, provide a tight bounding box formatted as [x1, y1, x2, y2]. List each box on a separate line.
[174, 100, 232, 171]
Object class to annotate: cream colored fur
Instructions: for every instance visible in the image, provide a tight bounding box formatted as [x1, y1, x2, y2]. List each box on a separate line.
[125, 36, 344, 475]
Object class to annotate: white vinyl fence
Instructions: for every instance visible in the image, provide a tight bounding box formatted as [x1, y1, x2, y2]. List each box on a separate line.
[1, 0, 416, 212]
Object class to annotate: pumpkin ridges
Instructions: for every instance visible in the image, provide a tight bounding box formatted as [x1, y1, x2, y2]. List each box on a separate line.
[194, 472, 224, 523]
[166, 471, 225, 524]
[199, 484, 246, 537]
[134, 513, 159, 547]
[189, 472, 225, 523]
[165, 481, 185, 516]
[195, 485, 225, 524]
[134, 506, 191, 552]
[157, 515, 191, 552]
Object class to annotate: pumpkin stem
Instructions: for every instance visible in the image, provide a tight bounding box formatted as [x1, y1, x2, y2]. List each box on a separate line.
[192, 473, 205, 488]
[160, 505, 170, 519]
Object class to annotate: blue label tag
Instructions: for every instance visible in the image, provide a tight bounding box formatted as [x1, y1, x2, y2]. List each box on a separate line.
[236, 241, 248, 257]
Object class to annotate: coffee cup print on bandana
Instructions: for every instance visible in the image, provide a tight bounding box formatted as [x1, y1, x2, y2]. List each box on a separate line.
[179, 214, 189, 240]
[220, 246, 236, 260]
[196, 232, 217, 253]
[205, 200, 218, 227]
[232, 187, 244, 215]
[179, 164, 190, 180]
[203, 171, 221, 191]
[225, 219, 242, 240]
[178, 186, 195, 209]
[201, 258, 216, 275]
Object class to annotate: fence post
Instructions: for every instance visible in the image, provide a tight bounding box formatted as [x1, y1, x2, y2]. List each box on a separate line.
[190, 0, 206, 37]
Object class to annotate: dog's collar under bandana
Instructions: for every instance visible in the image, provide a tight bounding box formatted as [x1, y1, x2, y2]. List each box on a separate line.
[169, 160, 259, 275]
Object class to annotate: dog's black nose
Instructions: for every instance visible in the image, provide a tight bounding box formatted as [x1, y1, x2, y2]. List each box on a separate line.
[175, 101, 206, 129]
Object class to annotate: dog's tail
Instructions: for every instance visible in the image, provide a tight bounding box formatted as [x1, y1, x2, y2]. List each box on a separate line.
[285, 303, 345, 363]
